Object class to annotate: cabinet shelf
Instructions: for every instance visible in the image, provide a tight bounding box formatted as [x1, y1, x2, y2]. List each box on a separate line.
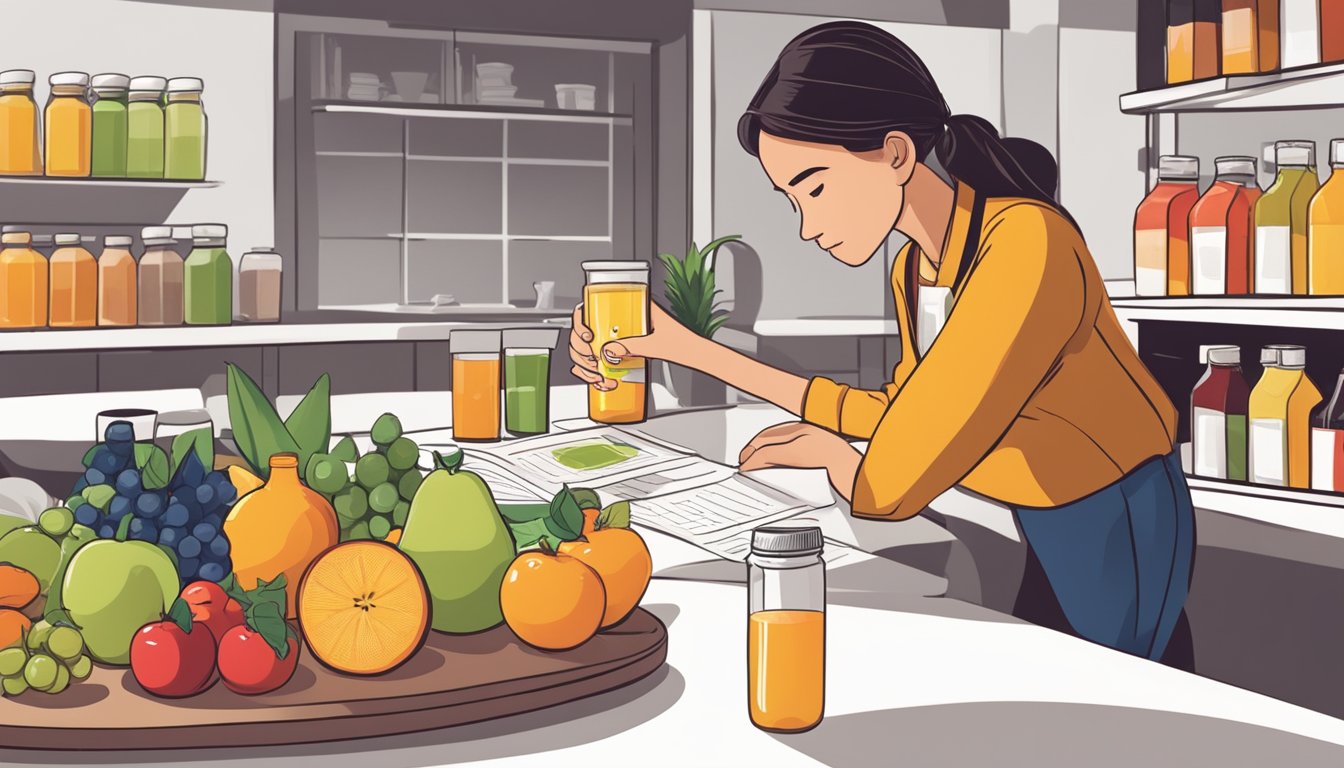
[313, 100, 632, 125]
[1110, 296, 1344, 330]
[1185, 475, 1344, 540]
[0, 176, 220, 189]
[1119, 60, 1344, 114]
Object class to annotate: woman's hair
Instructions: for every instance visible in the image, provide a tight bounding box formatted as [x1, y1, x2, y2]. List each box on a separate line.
[738, 21, 1071, 221]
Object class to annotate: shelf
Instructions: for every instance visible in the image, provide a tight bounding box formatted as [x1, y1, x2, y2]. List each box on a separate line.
[321, 304, 573, 318]
[1119, 60, 1344, 114]
[0, 176, 220, 189]
[1109, 296, 1344, 330]
[313, 101, 632, 125]
[395, 233, 612, 242]
[318, 152, 610, 168]
[1186, 476, 1344, 540]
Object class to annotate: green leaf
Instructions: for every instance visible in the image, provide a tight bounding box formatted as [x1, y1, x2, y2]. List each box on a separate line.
[245, 599, 292, 660]
[569, 487, 601, 511]
[507, 518, 559, 552]
[498, 502, 553, 524]
[135, 443, 171, 490]
[433, 449, 464, 473]
[115, 513, 133, 542]
[44, 608, 78, 629]
[170, 429, 214, 480]
[158, 544, 180, 570]
[251, 573, 289, 614]
[167, 597, 194, 634]
[547, 485, 585, 541]
[226, 363, 300, 479]
[283, 373, 332, 475]
[81, 445, 99, 468]
[685, 241, 703, 276]
[220, 573, 250, 609]
[597, 500, 631, 529]
[699, 234, 742, 269]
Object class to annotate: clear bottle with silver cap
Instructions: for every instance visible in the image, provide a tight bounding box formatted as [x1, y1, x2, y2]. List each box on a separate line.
[139, 225, 184, 326]
[91, 73, 130, 177]
[0, 69, 41, 175]
[1134, 155, 1200, 297]
[1255, 140, 1319, 295]
[127, 76, 167, 178]
[184, 223, 231, 325]
[44, 72, 92, 177]
[747, 524, 825, 733]
[49, 233, 96, 328]
[164, 77, 206, 180]
[98, 235, 137, 327]
[238, 247, 282, 323]
[1190, 156, 1261, 296]
[0, 226, 47, 328]
[1307, 138, 1344, 295]
[1249, 344, 1322, 488]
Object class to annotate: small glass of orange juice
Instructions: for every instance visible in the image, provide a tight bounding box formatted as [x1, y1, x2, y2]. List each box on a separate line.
[747, 525, 826, 733]
[450, 330, 502, 442]
[582, 261, 649, 424]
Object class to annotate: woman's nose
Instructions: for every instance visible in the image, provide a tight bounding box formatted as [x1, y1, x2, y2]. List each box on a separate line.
[798, 211, 822, 243]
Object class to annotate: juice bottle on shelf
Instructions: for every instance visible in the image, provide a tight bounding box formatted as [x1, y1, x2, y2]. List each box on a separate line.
[1135, 155, 1201, 296]
[0, 70, 42, 175]
[1192, 345, 1250, 481]
[502, 328, 561, 436]
[49, 234, 97, 328]
[127, 76, 166, 179]
[97, 235, 137, 327]
[1307, 138, 1344, 295]
[183, 224, 232, 325]
[1192, 0, 1223, 79]
[1191, 156, 1260, 295]
[1168, 0, 1196, 83]
[1281, 0, 1321, 68]
[238, 248, 283, 323]
[1255, 141, 1319, 294]
[583, 261, 650, 423]
[138, 226, 184, 326]
[1323, 0, 1344, 62]
[1311, 369, 1344, 492]
[450, 330, 502, 442]
[748, 526, 826, 733]
[44, 72, 92, 177]
[0, 227, 47, 329]
[90, 74, 129, 178]
[1249, 345, 1321, 489]
[164, 78, 207, 181]
[1220, 0, 1279, 73]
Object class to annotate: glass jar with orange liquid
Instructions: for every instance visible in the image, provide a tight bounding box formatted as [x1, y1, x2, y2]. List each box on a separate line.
[0, 70, 42, 175]
[49, 233, 97, 328]
[748, 525, 825, 733]
[45, 72, 92, 177]
[451, 330, 502, 442]
[0, 227, 47, 329]
[1308, 139, 1344, 295]
[98, 235, 137, 326]
[1134, 155, 1201, 296]
[1220, 0, 1279, 74]
[1168, 0, 1221, 84]
[582, 261, 649, 424]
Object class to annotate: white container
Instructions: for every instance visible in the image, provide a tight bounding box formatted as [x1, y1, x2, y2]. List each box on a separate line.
[1282, 0, 1321, 68]
[238, 248, 282, 323]
[555, 83, 597, 111]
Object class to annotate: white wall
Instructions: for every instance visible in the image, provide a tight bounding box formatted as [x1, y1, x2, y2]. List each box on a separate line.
[10, 0, 274, 260]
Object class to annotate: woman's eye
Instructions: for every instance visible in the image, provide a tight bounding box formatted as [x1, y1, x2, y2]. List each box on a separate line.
[809, 184, 824, 198]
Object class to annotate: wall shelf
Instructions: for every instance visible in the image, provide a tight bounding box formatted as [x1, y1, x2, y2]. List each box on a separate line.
[1119, 60, 1344, 114]
[0, 176, 220, 189]
[1110, 297, 1344, 330]
[313, 101, 633, 126]
[1185, 476, 1344, 540]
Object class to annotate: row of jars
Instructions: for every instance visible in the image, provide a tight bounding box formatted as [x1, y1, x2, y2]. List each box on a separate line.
[0, 225, 282, 329]
[0, 70, 207, 180]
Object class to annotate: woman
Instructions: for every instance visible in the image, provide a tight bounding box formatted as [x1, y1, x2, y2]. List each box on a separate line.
[569, 21, 1194, 661]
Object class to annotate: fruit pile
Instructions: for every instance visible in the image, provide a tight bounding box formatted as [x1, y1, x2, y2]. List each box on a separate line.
[307, 414, 423, 544]
[0, 619, 93, 697]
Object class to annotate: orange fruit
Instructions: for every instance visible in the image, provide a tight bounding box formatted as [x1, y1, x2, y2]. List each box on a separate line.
[0, 608, 32, 649]
[559, 527, 652, 628]
[384, 528, 402, 545]
[0, 564, 39, 610]
[500, 551, 605, 651]
[298, 540, 430, 675]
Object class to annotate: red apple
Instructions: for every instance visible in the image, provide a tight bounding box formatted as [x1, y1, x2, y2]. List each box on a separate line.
[217, 624, 298, 695]
[130, 609, 217, 698]
[181, 580, 245, 645]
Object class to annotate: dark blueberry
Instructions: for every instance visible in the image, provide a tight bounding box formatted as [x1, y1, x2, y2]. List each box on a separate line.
[217, 481, 237, 505]
[71, 477, 89, 495]
[177, 452, 206, 488]
[74, 504, 99, 527]
[115, 469, 142, 496]
[106, 439, 133, 458]
[194, 483, 216, 508]
[158, 527, 181, 547]
[208, 535, 230, 558]
[97, 524, 116, 539]
[84, 467, 106, 486]
[128, 518, 159, 542]
[135, 493, 164, 519]
[108, 496, 133, 520]
[177, 535, 202, 559]
[197, 562, 226, 583]
[163, 503, 189, 528]
[104, 420, 135, 443]
[216, 555, 232, 576]
[205, 471, 226, 489]
[203, 513, 223, 529]
[92, 448, 123, 475]
[191, 522, 217, 544]
[177, 557, 200, 578]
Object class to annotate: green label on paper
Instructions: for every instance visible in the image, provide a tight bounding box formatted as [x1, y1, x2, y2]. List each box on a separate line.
[1226, 414, 1247, 482]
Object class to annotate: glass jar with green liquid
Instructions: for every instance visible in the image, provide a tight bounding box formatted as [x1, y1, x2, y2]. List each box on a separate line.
[90, 73, 129, 177]
[502, 328, 561, 435]
[184, 223, 232, 325]
[1254, 141, 1319, 295]
[164, 77, 206, 180]
[127, 76, 165, 178]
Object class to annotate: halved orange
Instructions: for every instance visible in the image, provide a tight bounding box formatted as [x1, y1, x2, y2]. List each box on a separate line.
[297, 541, 430, 676]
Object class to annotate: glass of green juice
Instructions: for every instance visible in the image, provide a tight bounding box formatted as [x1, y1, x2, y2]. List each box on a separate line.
[502, 328, 561, 436]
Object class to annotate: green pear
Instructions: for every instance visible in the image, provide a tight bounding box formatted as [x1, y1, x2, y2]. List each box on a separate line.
[0, 526, 62, 592]
[399, 450, 516, 634]
[61, 537, 179, 665]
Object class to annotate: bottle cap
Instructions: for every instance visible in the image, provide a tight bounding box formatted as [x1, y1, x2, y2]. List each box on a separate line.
[1214, 156, 1256, 177]
[751, 525, 824, 557]
[1158, 155, 1199, 181]
[1332, 138, 1344, 167]
[141, 226, 173, 241]
[1260, 346, 1280, 366]
[0, 227, 30, 244]
[0, 70, 35, 85]
[450, 329, 502, 354]
[1, 225, 27, 234]
[104, 235, 133, 247]
[502, 328, 561, 351]
[91, 73, 130, 90]
[191, 223, 227, 240]
[54, 233, 83, 246]
[129, 75, 167, 92]
[1206, 346, 1240, 365]
[1275, 140, 1315, 167]
[49, 72, 90, 87]
[166, 77, 204, 93]
[1277, 345, 1307, 369]
[171, 226, 193, 240]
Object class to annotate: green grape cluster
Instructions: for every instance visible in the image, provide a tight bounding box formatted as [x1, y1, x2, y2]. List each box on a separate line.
[305, 413, 423, 543]
[2, 620, 93, 697]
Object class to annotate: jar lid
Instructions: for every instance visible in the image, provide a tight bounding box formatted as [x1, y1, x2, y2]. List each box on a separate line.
[0, 70, 35, 85]
[166, 77, 204, 93]
[2, 225, 28, 234]
[171, 226, 193, 240]
[54, 233, 82, 246]
[49, 72, 90, 87]
[1277, 345, 1307, 369]
[751, 525, 823, 557]
[1275, 140, 1315, 167]
[502, 328, 561, 350]
[1214, 156, 1256, 177]
[1, 228, 30, 244]
[582, 261, 649, 272]
[129, 75, 167, 91]
[141, 226, 173, 241]
[92, 73, 130, 90]
[104, 235, 133, 247]
[449, 329, 501, 354]
[1332, 138, 1344, 166]
[1206, 346, 1240, 365]
[192, 223, 227, 239]
[1157, 155, 1199, 181]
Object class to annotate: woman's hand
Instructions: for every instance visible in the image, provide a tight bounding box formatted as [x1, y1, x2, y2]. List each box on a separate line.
[569, 301, 696, 390]
[738, 422, 862, 501]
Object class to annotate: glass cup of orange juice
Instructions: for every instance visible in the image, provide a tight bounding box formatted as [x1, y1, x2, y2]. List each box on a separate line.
[582, 261, 650, 424]
[747, 525, 826, 733]
[450, 330, 502, 442]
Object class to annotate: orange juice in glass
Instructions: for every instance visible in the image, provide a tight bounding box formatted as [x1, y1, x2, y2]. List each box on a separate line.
[451, 330, 502, 442]
[582, 261, 649, 424]
[747, 526, 826, 733]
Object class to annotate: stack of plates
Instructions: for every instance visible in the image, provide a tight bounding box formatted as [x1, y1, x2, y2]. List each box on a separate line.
[347, 72, 382, 102]
[474, 62, 543, 107]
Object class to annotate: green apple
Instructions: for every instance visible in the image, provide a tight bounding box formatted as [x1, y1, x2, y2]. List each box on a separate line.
[61, 539, 178, 665]
[0, 526, 61, 592]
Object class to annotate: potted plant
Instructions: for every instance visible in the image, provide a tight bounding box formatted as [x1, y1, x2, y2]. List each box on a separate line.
[657, 235, 740, 407]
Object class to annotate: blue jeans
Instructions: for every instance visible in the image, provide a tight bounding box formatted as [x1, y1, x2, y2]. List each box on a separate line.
[1014, 453, 1195, 660]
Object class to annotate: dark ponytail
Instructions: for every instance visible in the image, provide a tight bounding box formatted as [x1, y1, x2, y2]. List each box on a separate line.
[738, 21, 1072, 223]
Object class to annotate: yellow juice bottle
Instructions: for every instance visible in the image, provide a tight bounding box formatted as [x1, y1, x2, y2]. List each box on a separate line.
[1308, 139, 1344, 295]
[49, 234, 97, 328]
[0, 70, 41, 175]
[0, 228, 47, 328]
[747, 526, 826, 733]
[44, 72, 91, 178]
[1249, 345, 1322, 488]
[582, 261, 650, 424]
[1255, 141, 1319, 295]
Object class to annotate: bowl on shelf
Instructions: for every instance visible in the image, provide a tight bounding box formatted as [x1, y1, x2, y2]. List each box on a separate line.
[390, 71, 429, 102]
[555, 83, 597, 111]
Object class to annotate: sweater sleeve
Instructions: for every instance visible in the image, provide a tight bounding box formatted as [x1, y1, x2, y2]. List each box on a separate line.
[850, 205, 1087, 520]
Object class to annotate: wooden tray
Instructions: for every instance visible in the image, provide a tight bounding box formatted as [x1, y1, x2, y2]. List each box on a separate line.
[0, 609, 668, 750]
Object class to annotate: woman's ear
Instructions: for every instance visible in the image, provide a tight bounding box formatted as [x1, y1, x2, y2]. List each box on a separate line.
[884, 131, 917, 184]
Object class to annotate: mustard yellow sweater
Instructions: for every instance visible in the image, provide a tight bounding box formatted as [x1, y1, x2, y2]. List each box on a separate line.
[802, 182, 1178, 519]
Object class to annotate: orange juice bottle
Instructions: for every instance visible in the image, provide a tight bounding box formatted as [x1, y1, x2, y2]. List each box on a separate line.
[451, 330, 501, 442]
[1249, 345, 1321, 489]
[748, 526, 825, 733]
[1134, 156, 1200, 296]
[0, 227, 47, 328]
[49, 233, 97, 328]
[44, 72, 91, 177]
[582, 261, 649, 423]
[97, 235, 138, 326]
[1308, 139, 1344, 295]
[0, 70, 41, 175]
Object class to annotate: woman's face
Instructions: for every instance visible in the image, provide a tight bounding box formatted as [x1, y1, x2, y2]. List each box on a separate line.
[757, 131, 910, 267]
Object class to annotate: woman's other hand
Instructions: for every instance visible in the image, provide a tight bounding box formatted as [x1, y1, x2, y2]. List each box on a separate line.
[569, 302, 695, 390]
[738, 422, 862, 501]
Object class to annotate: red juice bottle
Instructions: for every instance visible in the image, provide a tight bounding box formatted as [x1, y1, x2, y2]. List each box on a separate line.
[1192, 345, 1250, 481]
[1191, 156, 1260, 295]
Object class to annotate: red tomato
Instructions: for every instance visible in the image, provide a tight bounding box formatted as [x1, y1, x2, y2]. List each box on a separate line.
[129, 620, 217, 698]
[181, 581, 246, 645]
[217, 624, 299, 695]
